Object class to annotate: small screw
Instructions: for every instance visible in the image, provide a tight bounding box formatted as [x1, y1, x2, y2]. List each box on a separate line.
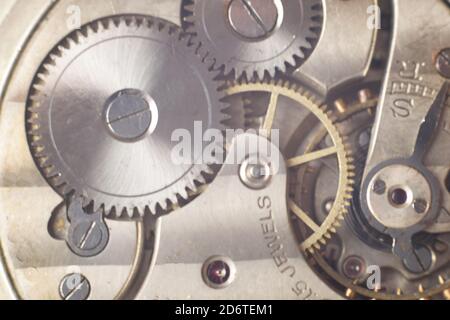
[372, 179, 386, 195]
[228, 0, 279, 40]
[59, 273, 91, 300]
[240, 157, 272, 190]
[413, 199, 428, 214]
[72, 220, 104, 251]
[436, 48, 450, 79]
[402, 246, 432, 274]
[105, 88, 155, 141]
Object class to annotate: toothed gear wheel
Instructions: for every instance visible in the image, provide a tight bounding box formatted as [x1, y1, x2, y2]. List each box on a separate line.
[225, 80, 354, 252]
[26, 15, 228, 218]
[183, 0, 323, 78]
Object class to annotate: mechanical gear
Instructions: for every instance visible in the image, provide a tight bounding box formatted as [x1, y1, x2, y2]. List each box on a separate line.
[26, 15, 228, 218]
[224, 80, 354, 252]
[182, 0, 323, 79]
[304, 88, 450, 300]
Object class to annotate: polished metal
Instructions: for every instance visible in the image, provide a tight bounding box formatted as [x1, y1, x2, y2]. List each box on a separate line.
[364, 0, 450, 171]
[59, 273, 91, 300]
[183, 0, 322, 78]
[66, 198, 110, 258]
[135, 134, 341, 299]
[239, 155, 272, 190]
[104, 89, 156, 142]
[292, 0, 378, 96]
[1, 0, 450, 301]
[298, 89, 450, 298]
[366, 164, 431, 229]
[26, 15, 227, 217]
[0, 0, 178, 300]
[227, 0, 280, 40]
[359, 0, 450, 280]
[225, 81, 354, 253]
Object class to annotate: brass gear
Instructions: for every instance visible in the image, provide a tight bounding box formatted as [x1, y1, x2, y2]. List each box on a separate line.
[306, 88, 450, 300]
[224, 80, 354, 252]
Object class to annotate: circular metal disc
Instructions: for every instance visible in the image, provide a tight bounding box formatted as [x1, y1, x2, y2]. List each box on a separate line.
[27, 16, 227, 217]
[183, 0, 323, 78]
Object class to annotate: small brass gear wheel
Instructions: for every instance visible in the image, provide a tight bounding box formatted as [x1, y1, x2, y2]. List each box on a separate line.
[224, 80, 354, 252]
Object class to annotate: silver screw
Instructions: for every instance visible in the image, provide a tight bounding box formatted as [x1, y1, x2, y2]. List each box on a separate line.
[105, 88, 155, 141]
[72, 220, 104, 252]
[239, 157, 272, 189]
[436, 48, 450, 79]
[228, 0, 280, 40]
[413, 198, 428, 214]
[372, 179, 386, 195]
[59, 273, 91, 300]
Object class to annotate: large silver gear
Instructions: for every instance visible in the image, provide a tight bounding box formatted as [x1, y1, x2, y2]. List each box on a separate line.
[26, 15, 228, 218]
[182, 0, 323, 79]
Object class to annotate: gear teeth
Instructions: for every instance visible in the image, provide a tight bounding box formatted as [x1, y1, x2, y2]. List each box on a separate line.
[224, 79, 354, 252]
[26, 15, 229, 219]
[194, 174, 207, 185]
[182, 0, 323, 79]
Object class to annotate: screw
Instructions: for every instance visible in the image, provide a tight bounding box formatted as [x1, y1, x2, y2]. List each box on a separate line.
[202, 256, 236, 289]
[72, 220, 104, 251]
[436, 48, 450, 79]
[372, 179, 386, 195]
[207, 261, 230, 284]
[240, 157, 272, 190]
[249, 163, 267, 179]
[66, 198, 109, 258]
[105, 88, 156, 141]
[59, 273, 91, 300]
[413, 198, 428, 214]
[402, 246, 432, 274]
[228, 0, 280, 40]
